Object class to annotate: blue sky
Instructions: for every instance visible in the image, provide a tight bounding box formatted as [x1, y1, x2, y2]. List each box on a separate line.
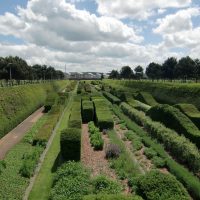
[0, 0, 199, 72]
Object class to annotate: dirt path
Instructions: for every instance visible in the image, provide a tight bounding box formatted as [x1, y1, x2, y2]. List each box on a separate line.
[81, 124, 116, 179]
[0, 107, 44, 160]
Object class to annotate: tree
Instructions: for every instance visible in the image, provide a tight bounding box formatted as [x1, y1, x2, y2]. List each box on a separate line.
[174, 56, 196, 80]
[146, 62, 162, 80]
[194, 59, 200, 82]
[134, 65, 143, 79]
[120, 66, 133, 79]
[162, 57, 177, 80]
[109, 70, 119, 79]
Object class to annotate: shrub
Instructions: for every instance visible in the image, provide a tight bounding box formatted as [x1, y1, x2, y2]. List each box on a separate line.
[174, 103, 200, 129]
[120, 102, 200, 174]
[135, 171, 190, 200]
[82, 100, 94, 123]
[88, 122, 104, 150]
[50, 161, 91, 200]
[147, 104, 200, 148]
[92, 175, 122, 194]
[136, 92, 158, 106]
[144, 148, 157, 159]
[128, 99, 151, 113]
[19, 148, 42, 178]
[60, 128, 81, 161]
[105, 144, 121, 159]
[152, 156, 166, 168]
[83, 194, 143, 200]
[103, 92, 121, 105]
[0, 161, 6, 174]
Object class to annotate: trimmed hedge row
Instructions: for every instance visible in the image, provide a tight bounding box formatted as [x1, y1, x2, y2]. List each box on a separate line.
[68, 99, 82, 129]
[88, 122, 104, 150]
[128, 99, 151, 113]
[0, 81, 68, 139]
[135, 92, 158, 106]
[113, 105, 200, 199]
[120, 103, 200, 174]
[103, 91, 121, 105]
[82, 100, 94, 123]
[83, 195, 143, 200]
[60, 128, 81, 161]
[44, 92, 58, 112]
[174, 103, 200, 129]
[93, 99, 114, 130]
[147, 104, 200, 148]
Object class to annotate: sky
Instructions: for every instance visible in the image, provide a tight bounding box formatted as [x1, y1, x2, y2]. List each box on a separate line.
[0, 0, 199, 73]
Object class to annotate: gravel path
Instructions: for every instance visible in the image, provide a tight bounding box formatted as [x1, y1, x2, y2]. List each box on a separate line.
[0, 107, 44, 160]
[81, 124, 116, 179]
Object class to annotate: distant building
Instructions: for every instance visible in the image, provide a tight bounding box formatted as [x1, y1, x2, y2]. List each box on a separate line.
[68, 72, 102, 80]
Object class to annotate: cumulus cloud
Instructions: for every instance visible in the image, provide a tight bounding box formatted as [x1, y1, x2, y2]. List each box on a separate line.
[96, 0, 191, 20]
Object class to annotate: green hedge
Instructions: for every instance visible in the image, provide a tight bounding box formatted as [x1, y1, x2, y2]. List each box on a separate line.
[174, 103, 200, 129]
[82, 100, 94, 123]
[113, 105, 200, 199]
[103, 91, 121, 105]
[83, 195, 143, 200]
[134, 171, 190, 200]
[44, 92, 58, 112]
[0, 81, 67, 139]
[120, 103, 200, 174]
[60, 128, 81, 161]
[128, 99, 151, 113]
[147, 104, 200, 148]
[135, 92, 158, 106]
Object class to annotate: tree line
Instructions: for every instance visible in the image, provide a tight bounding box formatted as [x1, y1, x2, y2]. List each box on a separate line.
[0, 56, 65, 80]
[109, 56, 200, 81]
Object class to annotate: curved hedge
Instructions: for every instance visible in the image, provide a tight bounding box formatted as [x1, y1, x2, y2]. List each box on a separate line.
[135, 92, 158, 106]
[174, 103, 200, 129]
[147, 104, 200, 148]
[0, 81, 67, 139]
[120, 103, 200, 174]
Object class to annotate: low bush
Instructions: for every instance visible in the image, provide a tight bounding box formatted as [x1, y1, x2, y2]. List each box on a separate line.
[128, 99, 151, 113]
[135, 171, 190, 200]
[120, 103, 200, 174]
[88, 122, 104, 150]
[19, 147, 42, 178]
[152, 156, 166, 168]
[136, 92, 158, 106]
[0, 161, 6, 174]
[144, 147, 157, 159]
[60, 128, 81, 161]
[147, 104, 200, 148]
[92, 175, 122, 194]
[82, 100, 94, 123]
[105, 144, 121, 159]
[113, 105, 200, 199]
[83, 194, 143, 200]
[174, 103, 200, 129]
[103, 92, 121, 105]
[50, 161, 91, 200]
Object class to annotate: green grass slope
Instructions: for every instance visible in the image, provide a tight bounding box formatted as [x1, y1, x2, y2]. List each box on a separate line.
[0, 81, 68, 139]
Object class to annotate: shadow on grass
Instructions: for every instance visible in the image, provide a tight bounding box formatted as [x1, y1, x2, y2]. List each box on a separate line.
[51, 152, 64, 173]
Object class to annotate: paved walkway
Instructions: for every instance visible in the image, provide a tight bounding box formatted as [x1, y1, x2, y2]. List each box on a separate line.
[0, 107, 44, 160]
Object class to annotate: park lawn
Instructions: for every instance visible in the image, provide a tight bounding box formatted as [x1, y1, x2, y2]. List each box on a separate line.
[28, 92, 75, 200]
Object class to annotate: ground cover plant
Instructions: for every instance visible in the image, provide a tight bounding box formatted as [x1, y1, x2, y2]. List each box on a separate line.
[174, 103, 200, 129]
[147, 104, 200, 148]
[0, 80, 67, 139]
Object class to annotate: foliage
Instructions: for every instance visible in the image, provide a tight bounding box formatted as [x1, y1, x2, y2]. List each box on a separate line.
[60, 128, 81, 161]
[120, 66, 133, 79]
[83, 194, 143, 200]
[147, 104, 200, 148]
[92, 175, 122, 194]
[82, 100, 94, 123]
[143, 147, 157, 159]
[136, 92, 158, 106]
[174, 103, 200, 129]
[44, 92, 58, 112]
[88, 122, 104, 150]
[109, 70, 120, 79]
[120, 102, 200, 174]
[146, 62, 162, 80]
[105, 143, 121, 159]
[0, 161, 6, 174]
[103, 91, 121, 105]
[50, 161, 91, 200]
[135, 171, 190, 200]
[128, 99, 151, 113]
[113, 104, 200, 199]
[152, 156, 166, 168]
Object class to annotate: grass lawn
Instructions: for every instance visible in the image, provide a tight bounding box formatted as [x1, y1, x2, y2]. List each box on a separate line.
[28, 92, 75, 200]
